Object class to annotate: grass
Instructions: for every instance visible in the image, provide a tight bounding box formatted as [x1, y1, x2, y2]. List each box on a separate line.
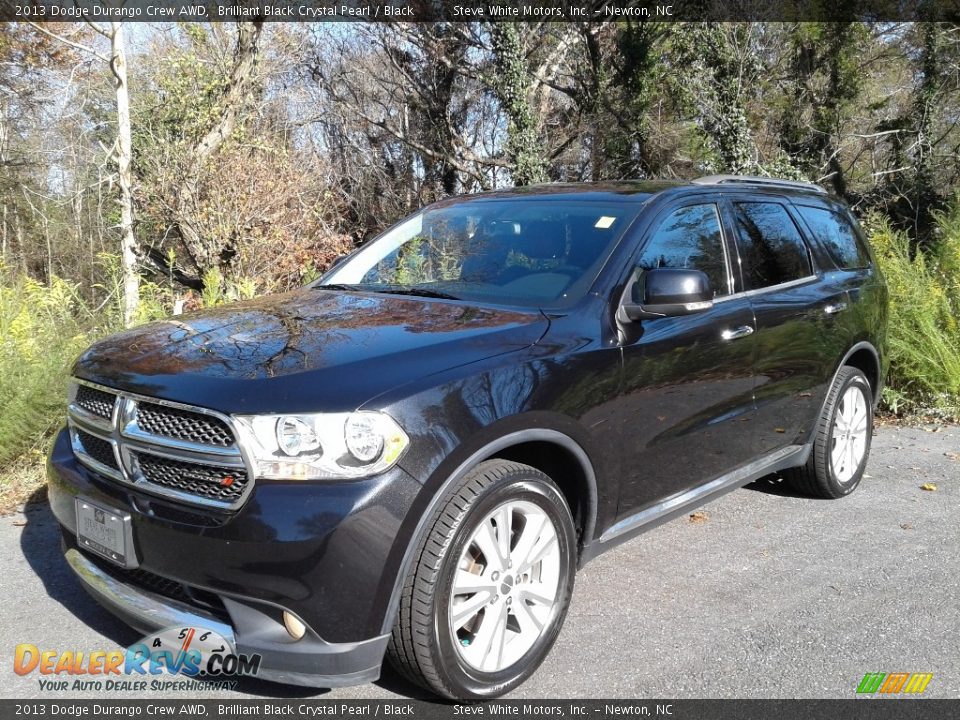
[0, 265, 111, 513]
[0, 257, 261, 513]
[0, 456, 46, 515]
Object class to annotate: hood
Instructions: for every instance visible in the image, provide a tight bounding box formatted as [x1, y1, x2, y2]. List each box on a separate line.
[73, 289, 548, 414]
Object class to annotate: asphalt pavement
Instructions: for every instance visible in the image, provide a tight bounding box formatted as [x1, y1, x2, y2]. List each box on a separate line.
[2, 424, 957, 700]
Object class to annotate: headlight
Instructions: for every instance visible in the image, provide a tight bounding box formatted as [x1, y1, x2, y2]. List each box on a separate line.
[233, 411, 409, 480]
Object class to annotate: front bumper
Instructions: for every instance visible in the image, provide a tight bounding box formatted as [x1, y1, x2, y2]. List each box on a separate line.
[64, 546, 387, 687]
[48, 428, 421, 687]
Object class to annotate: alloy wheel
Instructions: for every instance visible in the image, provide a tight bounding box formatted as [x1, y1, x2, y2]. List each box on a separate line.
[448, 499, 562, 672]
[831, 384, 869, 483]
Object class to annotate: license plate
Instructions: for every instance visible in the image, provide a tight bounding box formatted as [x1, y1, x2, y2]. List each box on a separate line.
[75, 498, 136, 568]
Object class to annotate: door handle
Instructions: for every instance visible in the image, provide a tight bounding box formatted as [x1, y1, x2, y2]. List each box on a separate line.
[824, 301, 848, 315]
[721, 325, 754, 341]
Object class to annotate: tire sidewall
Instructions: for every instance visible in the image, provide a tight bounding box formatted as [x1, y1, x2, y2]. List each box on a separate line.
[432, 475, 576, 699]
[823, 370, 873, 496]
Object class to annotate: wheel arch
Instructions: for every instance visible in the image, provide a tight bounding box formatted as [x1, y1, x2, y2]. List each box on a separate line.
[791, 341, 881, 474]
[379, 428, 598, 636]
[842, 342, 882, 404]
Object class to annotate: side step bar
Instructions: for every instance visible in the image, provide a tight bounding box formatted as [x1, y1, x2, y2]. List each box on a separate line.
[582, 444, 809, 562]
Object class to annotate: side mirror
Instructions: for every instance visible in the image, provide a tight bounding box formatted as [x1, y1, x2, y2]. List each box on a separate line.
[620, 268, 714, 322]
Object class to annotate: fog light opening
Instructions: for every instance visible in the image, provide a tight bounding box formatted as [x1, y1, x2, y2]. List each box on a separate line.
[283, 611, 307, 640]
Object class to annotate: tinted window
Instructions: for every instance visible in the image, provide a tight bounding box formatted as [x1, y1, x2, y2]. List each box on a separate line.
[732, 202, 813, 290]
[323, 199, 642, 309]
[636, 204, 730, 297]
[796, 205, 871, 270]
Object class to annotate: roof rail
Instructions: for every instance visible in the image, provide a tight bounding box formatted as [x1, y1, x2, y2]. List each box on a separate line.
[691, 174, 827, 195]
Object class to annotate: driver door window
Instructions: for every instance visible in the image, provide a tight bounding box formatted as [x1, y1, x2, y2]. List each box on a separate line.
[636, 204, 731, 298]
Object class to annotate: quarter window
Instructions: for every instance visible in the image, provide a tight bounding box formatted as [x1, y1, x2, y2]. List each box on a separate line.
[796, 205, 871, 270]
[636, 204, 730, 297]
[732, 202, 813, 290]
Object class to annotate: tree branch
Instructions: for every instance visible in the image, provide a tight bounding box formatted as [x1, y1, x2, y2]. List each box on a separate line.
[27, 22, 110, 63]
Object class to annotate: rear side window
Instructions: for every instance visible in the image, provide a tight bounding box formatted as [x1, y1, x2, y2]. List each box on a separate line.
[637, 204, 730, 297]
[796, 205, 871, 270]
[731, 202, 813, 291]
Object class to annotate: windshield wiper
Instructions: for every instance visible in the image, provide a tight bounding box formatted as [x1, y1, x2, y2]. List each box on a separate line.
[371, 286, 461, 301]
[315, 283, 363, 291]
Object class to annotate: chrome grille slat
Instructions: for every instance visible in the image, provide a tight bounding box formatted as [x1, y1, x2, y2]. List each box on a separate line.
[134, 452, 247, 503]
[70, 427, 123, 483]
[66, 379, 254, 510]
[136, 401, 234, 447]
[75, 385, 116, 420]
[75, 428, 119, 470]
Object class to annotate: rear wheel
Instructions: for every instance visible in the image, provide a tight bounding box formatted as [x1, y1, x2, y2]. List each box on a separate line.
[785, 366, 873, 498]
[387, 460, 576, 699]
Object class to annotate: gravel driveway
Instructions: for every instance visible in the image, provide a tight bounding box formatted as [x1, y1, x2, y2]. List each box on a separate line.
[3, 424, 957, 700]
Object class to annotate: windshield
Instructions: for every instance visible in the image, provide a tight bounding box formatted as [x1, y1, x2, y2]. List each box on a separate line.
[320, 199, 642, 309]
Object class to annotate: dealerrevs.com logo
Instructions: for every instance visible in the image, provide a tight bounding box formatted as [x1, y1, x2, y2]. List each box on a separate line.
[14, 626, 261, 692]
[856, 672, 934, 695]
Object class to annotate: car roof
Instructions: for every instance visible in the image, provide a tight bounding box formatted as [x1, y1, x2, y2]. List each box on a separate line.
[432, 181, 684, 206]
[433, 176, 836, 208]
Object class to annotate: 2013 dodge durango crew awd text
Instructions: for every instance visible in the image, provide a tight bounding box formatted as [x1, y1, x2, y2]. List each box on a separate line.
[47, 176, 888, 699]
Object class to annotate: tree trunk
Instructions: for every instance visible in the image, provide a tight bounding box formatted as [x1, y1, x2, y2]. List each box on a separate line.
[912, 21, 943, 244]
[173, 20, 264, 276]
[488, 24, 548, 186]
[111, 23, 139, 327]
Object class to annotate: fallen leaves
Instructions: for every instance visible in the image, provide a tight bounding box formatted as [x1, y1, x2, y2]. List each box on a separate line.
[920, 483, 938, 491]
[688, 510, 710, 523]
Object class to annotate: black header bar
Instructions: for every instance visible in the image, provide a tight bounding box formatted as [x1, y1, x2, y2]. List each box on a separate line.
[1, 700, 959, 720]
[5, 0, 960, 23]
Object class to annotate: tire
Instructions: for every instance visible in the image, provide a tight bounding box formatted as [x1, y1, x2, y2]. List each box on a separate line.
[785, 366, 873, 499]
[387, 459, 577, 699]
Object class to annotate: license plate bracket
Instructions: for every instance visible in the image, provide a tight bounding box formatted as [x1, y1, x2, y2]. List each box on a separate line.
[75, 498, 138, 568]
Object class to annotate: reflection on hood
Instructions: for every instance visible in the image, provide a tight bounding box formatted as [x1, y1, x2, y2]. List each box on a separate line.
[73, 290, 548, 414]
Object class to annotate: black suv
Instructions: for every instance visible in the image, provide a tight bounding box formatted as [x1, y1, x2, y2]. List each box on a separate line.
[48, 176, 887, 698]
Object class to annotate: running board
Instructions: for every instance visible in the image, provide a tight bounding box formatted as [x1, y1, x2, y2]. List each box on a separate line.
[582, 444, 809, 564]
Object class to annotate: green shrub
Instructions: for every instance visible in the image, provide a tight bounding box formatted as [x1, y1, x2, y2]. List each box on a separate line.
[94, 252, 173, 326]
[867, 210, 960, 419]
[0, 254, 264, 507]
[0, 264, 106, 468]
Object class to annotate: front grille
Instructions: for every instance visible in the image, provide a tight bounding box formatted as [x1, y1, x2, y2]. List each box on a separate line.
[75, 385, 115, 419]
[125, 567, 191, 602]
[118, 566, 228, 617]
[76, 429, 119, 470]
[136, 402, 234, 447]
[135, 452, 247, 503]
[68, 381, 251, 509]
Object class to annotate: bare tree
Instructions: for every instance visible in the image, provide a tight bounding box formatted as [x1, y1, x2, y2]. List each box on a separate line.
[29, 21, 140, 326]
[171, 20, 265, 275]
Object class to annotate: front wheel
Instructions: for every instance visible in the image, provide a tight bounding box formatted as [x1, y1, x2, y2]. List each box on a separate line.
[387, 460, 577, 699]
